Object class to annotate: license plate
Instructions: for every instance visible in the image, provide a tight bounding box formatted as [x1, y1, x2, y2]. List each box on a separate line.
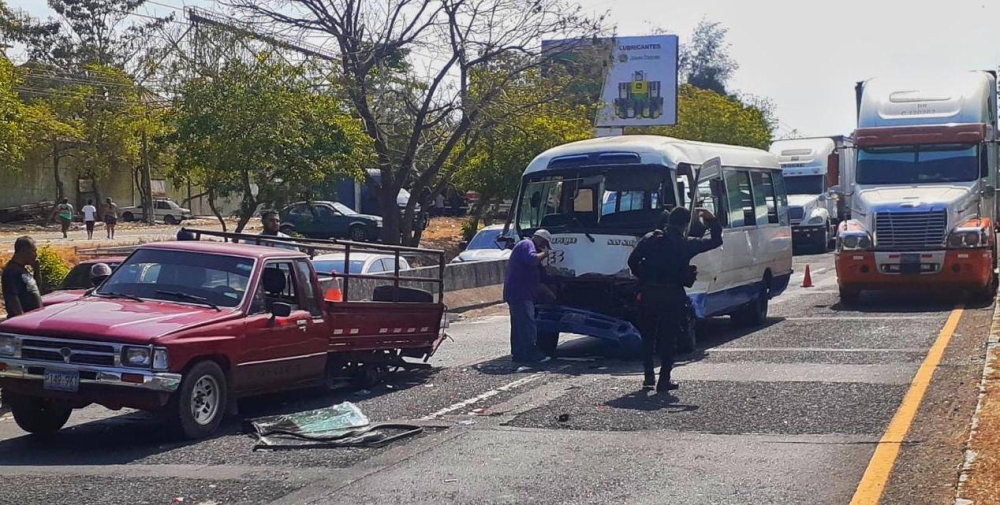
[900, 254, 921, 274]
[44, 369, 79, 392]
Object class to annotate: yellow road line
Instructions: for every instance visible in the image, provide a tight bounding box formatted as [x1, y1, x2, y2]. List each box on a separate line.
[849, 306, 965, 505]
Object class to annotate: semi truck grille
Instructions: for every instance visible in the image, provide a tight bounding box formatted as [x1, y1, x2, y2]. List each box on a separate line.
[874, 211, 947, 251]
[20, 338, 117, 367]
[788, 207, 804, 223]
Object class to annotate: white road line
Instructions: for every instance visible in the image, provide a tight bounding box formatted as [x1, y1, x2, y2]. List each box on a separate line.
[784, 316, 943, 321]
[419, 374, 544, 421]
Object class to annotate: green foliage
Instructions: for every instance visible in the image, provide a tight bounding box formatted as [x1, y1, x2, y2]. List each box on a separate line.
[36, 246, 69, 293]
[0, 55, 29, 170]
[640, 84, 773, 150]
[461, 218, 480, 243]
[169, 56, 371, 232]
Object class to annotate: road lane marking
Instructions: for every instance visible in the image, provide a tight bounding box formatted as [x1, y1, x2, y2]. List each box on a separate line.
[708, 347, 928, 353]
[419, 374, 545, 420]
[784, 316, 942, 321]
[849, 305, 964, 505]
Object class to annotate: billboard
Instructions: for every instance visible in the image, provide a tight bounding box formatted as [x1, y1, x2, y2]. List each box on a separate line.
[542, 35, 679, 128]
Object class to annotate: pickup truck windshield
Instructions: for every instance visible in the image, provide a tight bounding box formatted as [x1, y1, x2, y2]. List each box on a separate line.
[96, 250, 254, 308]
[857, 144, 979, 185]
[784, 175, 824, 195]
[516, 167, 675, 234]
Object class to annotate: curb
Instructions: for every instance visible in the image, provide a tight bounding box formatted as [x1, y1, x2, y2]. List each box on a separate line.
[955, 300, 1000, 505]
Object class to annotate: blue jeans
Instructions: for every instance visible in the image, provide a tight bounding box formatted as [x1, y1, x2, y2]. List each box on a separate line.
[508, 299, 544, 362]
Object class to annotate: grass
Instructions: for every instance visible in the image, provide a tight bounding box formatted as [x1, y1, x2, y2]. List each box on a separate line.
[960, 346, 1000, 504]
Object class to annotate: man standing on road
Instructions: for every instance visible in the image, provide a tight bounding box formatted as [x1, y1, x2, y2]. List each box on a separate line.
[2, 237, 43, 318]
[53, 198, 74, 239]
[103, 197, 118, 240]
[503, 229, 554, 365]
[628, 207, 723, 392]
[82, 199, 97, 240]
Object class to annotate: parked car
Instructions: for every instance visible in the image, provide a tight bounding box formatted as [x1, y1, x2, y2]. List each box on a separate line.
[120, 199, 193, 225]
[280, 201, 382, 242]
[41, 257, 126, 307]
[0, 238, 446, 439]
[451, 225, 514, 264]
[312, 252, 411, 276]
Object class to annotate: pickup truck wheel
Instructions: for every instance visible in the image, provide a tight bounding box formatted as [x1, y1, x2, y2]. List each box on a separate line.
[8, 393, 71, 435]
[163, 215, 178, 226]
[166, 360, 227, 439]
[349, 225, 367, 242]
[122, 211, 135, 222]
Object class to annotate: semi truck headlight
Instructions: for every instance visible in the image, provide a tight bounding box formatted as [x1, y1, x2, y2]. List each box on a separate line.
[0, 335, 17, 357]
[123, 346, 151, 367]
[948, 228, 989, 248]
[838, 232, 872, 251]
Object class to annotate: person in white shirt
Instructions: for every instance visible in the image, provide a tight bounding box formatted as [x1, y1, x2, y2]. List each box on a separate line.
[257, 211, 299, 251]
[82, 199, 98, 240]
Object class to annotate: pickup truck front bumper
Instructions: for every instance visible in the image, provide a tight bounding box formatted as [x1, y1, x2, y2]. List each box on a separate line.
[0, 358, 182, 393]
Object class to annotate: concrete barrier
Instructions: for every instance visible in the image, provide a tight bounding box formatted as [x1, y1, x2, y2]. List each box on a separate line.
[323, 259, 509, 312]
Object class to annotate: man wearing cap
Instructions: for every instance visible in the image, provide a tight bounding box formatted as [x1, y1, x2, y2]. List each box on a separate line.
[503, 229, 553, 365]
[89, 263, 112, 287]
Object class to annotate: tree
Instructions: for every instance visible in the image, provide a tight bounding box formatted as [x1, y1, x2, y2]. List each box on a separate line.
[456, 70, 594, 232]
[232, 0, 605, 245]
[679, 20, 737, 95]
[169, 56, 370, 232]
[640, 84, 773, 149]
[0, 55, 29, 170]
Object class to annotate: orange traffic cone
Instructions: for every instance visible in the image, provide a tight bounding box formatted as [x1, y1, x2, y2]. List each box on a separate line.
[324, 273, 343, 302]
[802, 264, 813, 288]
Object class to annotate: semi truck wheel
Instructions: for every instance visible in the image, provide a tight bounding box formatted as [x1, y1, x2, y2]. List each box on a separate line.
[7, 393, 71, 435]
[839, 287, 861, 306]
[165, 360, 228, 439]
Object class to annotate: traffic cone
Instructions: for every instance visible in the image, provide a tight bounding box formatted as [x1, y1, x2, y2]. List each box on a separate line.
[802, 264, 813, 288]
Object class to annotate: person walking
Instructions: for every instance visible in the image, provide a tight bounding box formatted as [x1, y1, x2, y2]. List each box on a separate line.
[2, 236, 43, 318]
[627, 207, 723, 392]
[103, 198, 118, 240]
[82, 199, 97, 240]
[54, 198, 74, 238]
[502, 229, 553, 365]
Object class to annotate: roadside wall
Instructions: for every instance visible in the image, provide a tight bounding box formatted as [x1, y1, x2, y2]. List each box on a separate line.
[323, 259, 509, 312]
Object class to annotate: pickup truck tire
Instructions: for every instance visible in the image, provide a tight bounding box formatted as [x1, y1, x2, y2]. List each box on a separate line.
[163, 215, 178, 225]
[349, 225, 367, 242]
[7, 393, 71, 435]
[165, 360, 228, 439]
[122, 211, 135, 222]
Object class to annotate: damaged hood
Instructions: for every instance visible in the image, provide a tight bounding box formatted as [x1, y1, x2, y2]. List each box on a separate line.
[545, 233, 638, 278]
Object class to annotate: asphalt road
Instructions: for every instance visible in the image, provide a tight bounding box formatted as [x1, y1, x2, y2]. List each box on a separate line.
[0, 251, 993, 505]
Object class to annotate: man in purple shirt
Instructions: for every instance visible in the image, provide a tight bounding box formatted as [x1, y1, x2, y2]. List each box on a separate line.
[503, 229, 553, 364]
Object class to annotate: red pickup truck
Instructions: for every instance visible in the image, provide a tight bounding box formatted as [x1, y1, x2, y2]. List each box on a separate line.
[0, 235, 446, 439]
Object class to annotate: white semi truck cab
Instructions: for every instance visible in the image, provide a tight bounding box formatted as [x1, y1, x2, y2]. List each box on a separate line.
[836, 71, 999, 304]
[770, 137, 855, 251]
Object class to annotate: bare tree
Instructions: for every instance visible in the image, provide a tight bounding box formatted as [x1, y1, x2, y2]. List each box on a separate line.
[230, 0, 606, 245]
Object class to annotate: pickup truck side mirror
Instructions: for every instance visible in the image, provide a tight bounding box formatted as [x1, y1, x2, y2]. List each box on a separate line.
[270, 302, 292, 319]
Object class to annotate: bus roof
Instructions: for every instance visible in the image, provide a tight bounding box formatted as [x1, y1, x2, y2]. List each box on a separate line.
[523, 135, 780, 176]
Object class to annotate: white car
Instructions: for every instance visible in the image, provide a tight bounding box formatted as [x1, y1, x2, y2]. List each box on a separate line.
[120, 199, 193, 225]
[451, 225, 514, 263]
[311, 252, 411, 276]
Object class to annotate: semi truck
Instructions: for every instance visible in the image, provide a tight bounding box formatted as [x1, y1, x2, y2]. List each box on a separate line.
[835, 70, 999, 304]
[769, 136, 856, 251]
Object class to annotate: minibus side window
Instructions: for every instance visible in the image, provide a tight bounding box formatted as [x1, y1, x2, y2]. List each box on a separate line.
[749, 171, 770, 225]
[771, 171, 790, 226]
[755, 171, 780, 224]
[724, 170, 755, 227]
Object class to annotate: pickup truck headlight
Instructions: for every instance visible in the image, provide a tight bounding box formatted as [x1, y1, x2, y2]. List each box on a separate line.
[807, 216, 825, 225]
[838, 231, 873, 251]
[948, 227, 989, 248]
[152, 348, 169, 371]
[0, 335, 17, 357]
[123, 346, 151, 367]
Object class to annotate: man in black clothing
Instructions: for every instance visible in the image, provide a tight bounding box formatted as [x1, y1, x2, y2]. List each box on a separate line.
[627, 206, 723, 392]
[2, 236, 43, 318]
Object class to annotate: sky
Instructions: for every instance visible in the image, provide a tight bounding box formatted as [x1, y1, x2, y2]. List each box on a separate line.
[11, 0, 1000, 139]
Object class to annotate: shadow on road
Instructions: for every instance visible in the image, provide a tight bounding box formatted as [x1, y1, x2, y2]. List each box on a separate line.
[828, 291, 993, 313]
[604, 390, 699, 413]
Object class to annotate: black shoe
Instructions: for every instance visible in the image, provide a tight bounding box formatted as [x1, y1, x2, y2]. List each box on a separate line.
[656, 380, 679, 392]
[643, 371, 656, 389]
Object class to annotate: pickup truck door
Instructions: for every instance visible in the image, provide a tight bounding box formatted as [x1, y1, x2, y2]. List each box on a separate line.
[235, 260, 327, 394]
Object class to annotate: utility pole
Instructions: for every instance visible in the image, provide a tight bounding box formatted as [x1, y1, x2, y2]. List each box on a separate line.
[141, 104, 154, 225]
